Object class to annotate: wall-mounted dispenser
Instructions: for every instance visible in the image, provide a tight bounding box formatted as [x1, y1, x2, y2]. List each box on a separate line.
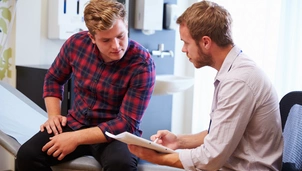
[134, 0, 164, 35]
[164, 4, 179, 30]
[48, 0, 89, 40]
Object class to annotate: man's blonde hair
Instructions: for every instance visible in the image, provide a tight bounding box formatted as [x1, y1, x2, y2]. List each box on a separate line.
[84, 0, 127, 36]
[177, 0, 233, 47]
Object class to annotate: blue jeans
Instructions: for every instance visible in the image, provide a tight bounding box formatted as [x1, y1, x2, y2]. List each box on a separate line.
[16, 125, 138, 171]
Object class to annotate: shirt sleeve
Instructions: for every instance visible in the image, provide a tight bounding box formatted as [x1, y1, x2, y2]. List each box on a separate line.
[43, 37, 73, 100]
[179, 149, 198, 171]
[179, 79, 256, 170]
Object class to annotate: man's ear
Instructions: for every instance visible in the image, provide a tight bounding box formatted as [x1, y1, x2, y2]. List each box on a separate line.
[200, 36, 211, 50]
[88, 32, 96, 44]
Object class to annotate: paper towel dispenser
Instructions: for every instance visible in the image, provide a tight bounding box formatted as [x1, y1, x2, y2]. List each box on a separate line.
[48, 0, 89, 40]
[134, 0, 163, 35]
[164, 3, 179, 30]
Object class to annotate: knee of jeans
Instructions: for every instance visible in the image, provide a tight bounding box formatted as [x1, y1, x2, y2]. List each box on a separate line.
[17, 143, 38, 161]
[16, 146, 30, 169]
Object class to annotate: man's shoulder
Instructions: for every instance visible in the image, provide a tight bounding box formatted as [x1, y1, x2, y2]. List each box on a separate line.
[125, 40, 154, 66]
[127, 40, 150, 57]
[128, 39, 148, 51]
[61, 31, 92, 50]
[68, 31, 90, 42]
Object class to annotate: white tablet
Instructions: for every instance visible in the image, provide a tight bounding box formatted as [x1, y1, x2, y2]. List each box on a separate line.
[105, 131, 175, 154]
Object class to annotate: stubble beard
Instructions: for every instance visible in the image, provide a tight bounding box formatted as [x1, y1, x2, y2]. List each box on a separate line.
[194, 47, 213, 69]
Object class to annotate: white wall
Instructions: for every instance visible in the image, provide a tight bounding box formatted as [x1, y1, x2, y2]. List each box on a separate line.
[171, 0, 196, 134]
[15, 0, 64, 66]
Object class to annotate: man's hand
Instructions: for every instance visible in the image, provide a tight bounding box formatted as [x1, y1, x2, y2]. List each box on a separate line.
[128, 144, 183, 168]
[42, 131, 78, 160]
[40, 115, 67, 135]
[128, 144, 162, 163]
[150, 130, 179, 150]
[128, 130, 182, 167]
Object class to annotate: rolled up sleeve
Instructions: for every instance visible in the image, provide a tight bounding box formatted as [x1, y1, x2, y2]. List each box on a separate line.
[179, 149, 197, 171]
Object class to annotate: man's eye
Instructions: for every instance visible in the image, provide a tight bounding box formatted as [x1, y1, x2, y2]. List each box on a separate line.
[118, 35, 124, 39]
[102, 39, 109, 42]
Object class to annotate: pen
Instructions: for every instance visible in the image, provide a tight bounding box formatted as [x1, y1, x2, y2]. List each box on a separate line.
[153, 137, 160, 143]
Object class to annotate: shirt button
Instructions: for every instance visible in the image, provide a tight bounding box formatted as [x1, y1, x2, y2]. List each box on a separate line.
[94, 79, 97, 83]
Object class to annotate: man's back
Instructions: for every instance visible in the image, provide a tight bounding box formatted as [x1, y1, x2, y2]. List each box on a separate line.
[215, 46, 283, 170]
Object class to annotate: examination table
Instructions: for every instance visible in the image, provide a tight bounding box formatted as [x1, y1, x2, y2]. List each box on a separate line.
[0, 81, 183, 171]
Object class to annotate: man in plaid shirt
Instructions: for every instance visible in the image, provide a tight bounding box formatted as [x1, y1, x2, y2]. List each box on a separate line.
[16, 0, 156, 170]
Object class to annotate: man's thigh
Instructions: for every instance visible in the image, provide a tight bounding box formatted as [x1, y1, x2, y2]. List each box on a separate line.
[17, 125, 91, 166]
[91, 140, 138, 169]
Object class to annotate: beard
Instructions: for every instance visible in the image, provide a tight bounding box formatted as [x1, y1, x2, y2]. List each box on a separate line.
[192, 46, 213, 69]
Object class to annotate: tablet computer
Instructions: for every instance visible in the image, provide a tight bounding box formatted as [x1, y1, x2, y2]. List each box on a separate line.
[105, 131, 175, 154]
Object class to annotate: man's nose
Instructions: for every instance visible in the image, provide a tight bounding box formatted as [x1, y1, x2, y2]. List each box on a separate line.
[182, 46, 186, 53]
[111, 38, 119, 49]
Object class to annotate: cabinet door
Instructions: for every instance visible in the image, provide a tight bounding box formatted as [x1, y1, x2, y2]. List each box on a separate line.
[16, 65, 70, 115]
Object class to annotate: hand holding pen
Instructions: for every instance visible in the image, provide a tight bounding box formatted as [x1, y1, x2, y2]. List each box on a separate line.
[153, 137, 160, 143]
[151, 130, 178, 150]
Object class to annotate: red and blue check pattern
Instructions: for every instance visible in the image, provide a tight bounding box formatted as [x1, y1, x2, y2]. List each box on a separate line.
[43, 31, 156, 139]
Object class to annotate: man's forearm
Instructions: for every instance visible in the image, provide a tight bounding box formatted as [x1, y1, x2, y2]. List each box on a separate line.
[154, 153, 183, 169]
[74, 127, 108, 145]
[44, 96, 62, 117]
[178, 130, 208, 149]
[162, 153, 183, 169]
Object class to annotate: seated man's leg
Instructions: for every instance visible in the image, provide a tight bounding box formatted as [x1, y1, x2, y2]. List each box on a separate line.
[92, 140, 138, 171]
[16, 126, 90, 171]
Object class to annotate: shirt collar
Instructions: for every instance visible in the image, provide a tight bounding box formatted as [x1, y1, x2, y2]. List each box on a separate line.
[215, 45, 242, 82]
